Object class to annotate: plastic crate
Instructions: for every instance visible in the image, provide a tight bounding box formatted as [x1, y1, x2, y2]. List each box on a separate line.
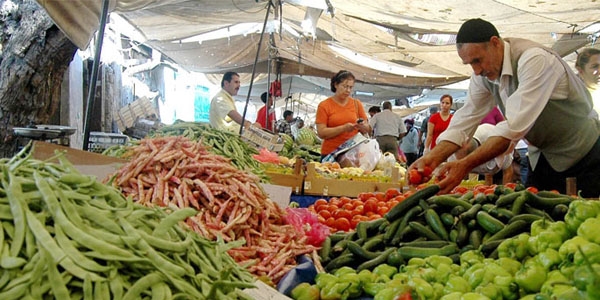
[87, 132, 129, 153]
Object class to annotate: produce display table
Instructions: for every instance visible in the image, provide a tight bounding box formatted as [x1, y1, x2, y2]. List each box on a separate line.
[303, 162, 403, 197]
[265, 159, 305, 194]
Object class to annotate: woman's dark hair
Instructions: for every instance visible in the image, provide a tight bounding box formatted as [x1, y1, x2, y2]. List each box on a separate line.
[440, 94, 453, 104]
[331, 70, 355, 93]
[576, 48, 600, 70]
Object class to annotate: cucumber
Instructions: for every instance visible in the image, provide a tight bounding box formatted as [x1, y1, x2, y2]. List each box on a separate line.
[507, 213, 542, 224]
[476, 211, 505, 234]
[495, 190, 525, 207]
[440, 213, 455, 227]
[324, 253, 355, 272]
[408, 221, 442, 240]
[428, 195, 473, 210]
[459, 203, 482, 221]
[385, 185, 440, 222]
[346, 241, 381, 260]
[356, 247, 397, 272]
[469, 230, 483, 249]
[390, 206, 423, 246]
[485, 220, 528, 243]
[425, 209, 449, 240]
[397, 243, 459, 259]
[318, 236, 332, 262]
[398, 240, 452, 248]
[455, 220, 469, 248]
[362, 234, 385, 251]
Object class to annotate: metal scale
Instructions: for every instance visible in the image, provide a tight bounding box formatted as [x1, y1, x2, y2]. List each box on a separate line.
[12, 124, 77, 153]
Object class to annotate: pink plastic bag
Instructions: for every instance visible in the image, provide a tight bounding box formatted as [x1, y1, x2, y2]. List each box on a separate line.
[284, 207, 330, 247]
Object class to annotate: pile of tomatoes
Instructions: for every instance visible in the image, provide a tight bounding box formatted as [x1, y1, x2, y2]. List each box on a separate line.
[307, 188, 409, 232]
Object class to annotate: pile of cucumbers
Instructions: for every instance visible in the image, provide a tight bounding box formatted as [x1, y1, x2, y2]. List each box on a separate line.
[319, 184, 575, 273]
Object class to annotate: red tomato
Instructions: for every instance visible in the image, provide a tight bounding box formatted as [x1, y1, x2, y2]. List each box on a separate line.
[350, 216, 361, 229]
[341, 203, 354, 210]
[374, 192, 387, 202]
[326, 205, 338, 213]
[409, 169, 422, 185]
[351, 199, 364, 208]
[314, 199, 328, 209]
[329, 197, 341, 207]
[504, 182, 517, 190]
[526, 186, 539, 194]
[325, 217, 336, 228]
[364, 199, 378, 213]
[395, 292, 413, 300]
[377, 206, 389, 215]
[318, 210, 332, 220]
[339, 197, 352, 205]
[451, 186, 469, 195]
[353, 205, 364, 216]
[368, 214, 382, 220]
[358, 192, 375, 202]
[387, 200, 400, 209]
[334, 210, 353, 221]
[385, 188, 401, 200]
[422, 166, 433, 177]
[334, 218, 351, 231]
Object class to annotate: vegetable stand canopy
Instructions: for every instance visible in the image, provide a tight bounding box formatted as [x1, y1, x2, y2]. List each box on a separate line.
[38, 0, 600, 101]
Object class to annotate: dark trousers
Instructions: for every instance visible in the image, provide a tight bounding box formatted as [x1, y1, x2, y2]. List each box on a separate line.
[405, 152, 418, 166]
[528, 136, 600, 198]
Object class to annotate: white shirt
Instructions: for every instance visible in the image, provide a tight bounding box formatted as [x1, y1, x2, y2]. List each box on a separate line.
[448, 123, 513, 174]
[438, 42, 569, 152]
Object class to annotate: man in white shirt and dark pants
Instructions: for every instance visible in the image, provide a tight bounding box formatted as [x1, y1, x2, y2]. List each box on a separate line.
[370, 101, 407, 162]
[411, 18, 600, 198]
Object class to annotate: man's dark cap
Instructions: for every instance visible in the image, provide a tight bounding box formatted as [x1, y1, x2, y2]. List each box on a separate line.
[456, 18, 499, 44]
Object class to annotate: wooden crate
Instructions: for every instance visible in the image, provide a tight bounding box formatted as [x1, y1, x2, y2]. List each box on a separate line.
[241, 126, 284, 152]
[115, 97, 158, 132]
[265, 159, 305, 194]
[303, 162, 403, 197]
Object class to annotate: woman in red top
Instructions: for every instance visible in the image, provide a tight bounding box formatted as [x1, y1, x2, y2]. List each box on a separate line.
[425, 94, 453, 152]
[315, 70, 371, 157]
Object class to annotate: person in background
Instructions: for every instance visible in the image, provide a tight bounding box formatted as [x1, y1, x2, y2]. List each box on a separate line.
[480, 105, 504, 125]
[315, 70, 371, 158]
[370, 101, 406, 162]
[210, 71, 260, 132]
[368, 106, 381, 118]
[400, 118, 419, 166]
[424, 94, 453, 152]
[515, 139, 530, 184]
[418, 105, 438, 157]
[291, 118, 304, 140]
[411, 18, 600, 197]
[255, 92, 276, 131]
[448, 123, 514, 184]
[575, 47, 600, 117]
[276, 110, 294, 136]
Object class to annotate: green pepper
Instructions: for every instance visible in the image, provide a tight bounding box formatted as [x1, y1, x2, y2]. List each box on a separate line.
[498, 233, 530, 260]
[535, 248, 562, 270]
[573, 243, 600, 266]
[440, 292, 462, 300]
[564, 200, 600, 234]
[528, 230, 564, 255]
[531, 220, 569, 241]
[540, 269, 570, 297]
[572, 264, 600, 291]
[496, 257, 522, 275]
[443, 274, 470, 294]
[358, 269, 378, 285]
[474, 283, 501, 300]
[558, 236, 592, 262]
[493, 275, 519, 300]
[373, 263, 397, 279]
[333, 266, 356, 277]
[426, 255, 454, 268]
[315, 273, 338, 289]
[373, 287, 401, 300]
[460, 250, 484, 266]
[515, 259, 547, 293]
[363, 282, 386, 296]
[463, 264, 485, 289]
[577, 217, 600, 244]
[554, 287, 589, 300]
[338, 273, 362, 298]
[290, 282, 320, 300]
[460, 292, 492, 300]
[319, 282, 344, 300]
[409, 277, 434, 299]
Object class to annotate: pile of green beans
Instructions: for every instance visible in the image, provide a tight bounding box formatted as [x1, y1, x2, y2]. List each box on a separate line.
[150, 121, 269, 181]
[0, 144, 256, 299]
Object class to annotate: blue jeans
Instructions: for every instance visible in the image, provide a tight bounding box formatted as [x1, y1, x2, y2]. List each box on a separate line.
[517, 148, 529, 184]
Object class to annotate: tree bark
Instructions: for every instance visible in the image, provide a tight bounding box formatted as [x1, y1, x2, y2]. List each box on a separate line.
[0, 0, 77, 158]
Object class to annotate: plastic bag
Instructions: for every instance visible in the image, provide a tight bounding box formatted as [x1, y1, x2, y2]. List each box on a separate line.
[376, 152, 397, 177]
[337, 138, 381, 172]
[283, 207, 330, 247]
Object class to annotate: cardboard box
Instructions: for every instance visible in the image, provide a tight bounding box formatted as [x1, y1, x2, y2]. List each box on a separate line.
[31, 141, 127, 181]
[260, 183, 292, 208]
[265, 159, 305, 194]
[242, 280, 292, 300]
[241, 126, 284, 152]
[303, 162, 403, 197]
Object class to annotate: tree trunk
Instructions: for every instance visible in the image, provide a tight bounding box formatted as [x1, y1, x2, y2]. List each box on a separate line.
[0, 0, 77, 158]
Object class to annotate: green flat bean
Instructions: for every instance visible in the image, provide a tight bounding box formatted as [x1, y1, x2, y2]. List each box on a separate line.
[4, 175, 26, 257]
[83, 274, 93, 300]
[25, 209, 104, 281]
[109, 269, 124, 300]
[122, 272, 165, 300]
[117, 217, 187, 277]
[43, 247, 71, 299]
[54, 225, 112, 273]
[152, 207, 197, 238]
[138, 230, 192, 253]
[94, 280, 110, 300]
[0, 281, 28, 299]
[0, 256, 27, 269]
[151, 282, 171, 300]
[0, 205, 12, 220]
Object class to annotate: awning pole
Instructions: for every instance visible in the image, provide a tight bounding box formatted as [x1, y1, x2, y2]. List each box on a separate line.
[239, 0, 274, 136]
[82, 0, 110, 150]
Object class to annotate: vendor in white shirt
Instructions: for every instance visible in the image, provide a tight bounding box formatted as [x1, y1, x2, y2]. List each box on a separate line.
[447, 124, 513, 184]
[410, 18, 600, 198]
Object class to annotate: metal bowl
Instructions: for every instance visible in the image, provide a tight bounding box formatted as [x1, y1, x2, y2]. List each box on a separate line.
[13, 127, 62, 139]
[35, 125, 77, 136]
